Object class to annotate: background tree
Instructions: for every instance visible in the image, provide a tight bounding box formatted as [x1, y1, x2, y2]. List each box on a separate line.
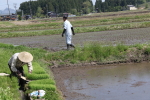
[19, 0, 93, 16]
[95, 0, 147, 12]
[82, 1, 92, 14]
[36, 6, 44, 18]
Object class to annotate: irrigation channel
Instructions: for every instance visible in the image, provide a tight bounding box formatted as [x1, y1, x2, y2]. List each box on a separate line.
[1, 27, 150, 100]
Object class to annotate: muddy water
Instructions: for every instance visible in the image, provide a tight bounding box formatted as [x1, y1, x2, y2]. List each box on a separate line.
[52, 62, 150, 100]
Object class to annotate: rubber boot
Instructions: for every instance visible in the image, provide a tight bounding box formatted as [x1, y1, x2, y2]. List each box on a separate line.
[70, 44, 75, 48]
[67, 44, 70, 50]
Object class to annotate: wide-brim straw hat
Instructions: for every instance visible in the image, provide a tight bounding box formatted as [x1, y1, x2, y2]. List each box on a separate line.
[18, 52, 33, 63]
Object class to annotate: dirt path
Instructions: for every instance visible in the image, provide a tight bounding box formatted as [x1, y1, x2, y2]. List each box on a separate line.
[0, 27, 150, 51]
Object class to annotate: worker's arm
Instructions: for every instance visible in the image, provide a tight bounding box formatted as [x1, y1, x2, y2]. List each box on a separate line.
[27, 62, 33, 73]
[10, 56, 22, 77]
[62, 29, 66, 37]
[10, 55, 18, 73]
[71, 27, 75, 35]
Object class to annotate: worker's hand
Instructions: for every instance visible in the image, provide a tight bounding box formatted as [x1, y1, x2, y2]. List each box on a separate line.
[17, 73, 22, 78]
[62, 34, 64, 37]
[18, 73, 22, 76]
[29, 70, 32, 74]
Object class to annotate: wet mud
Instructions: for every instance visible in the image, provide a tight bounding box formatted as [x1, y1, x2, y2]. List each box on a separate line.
[0, 27, 150, 51]
[52, 62, 150, 100]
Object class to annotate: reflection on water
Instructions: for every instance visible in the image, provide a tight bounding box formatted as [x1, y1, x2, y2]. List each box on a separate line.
[64, 62, 150, 100]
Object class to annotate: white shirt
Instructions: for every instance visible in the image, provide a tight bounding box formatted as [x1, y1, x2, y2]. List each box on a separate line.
[63, 20, 73, 36]
[8, 53, 33, 72]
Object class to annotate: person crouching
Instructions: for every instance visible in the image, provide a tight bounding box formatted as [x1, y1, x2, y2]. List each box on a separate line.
[8, 51, 33, 90]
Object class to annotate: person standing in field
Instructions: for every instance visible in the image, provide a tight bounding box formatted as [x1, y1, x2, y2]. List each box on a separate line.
[62, 16, 75, 50]
[8, 51, 33, 90]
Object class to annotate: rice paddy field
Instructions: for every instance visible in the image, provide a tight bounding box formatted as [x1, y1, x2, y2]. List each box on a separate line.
[1, 9, 150, 100]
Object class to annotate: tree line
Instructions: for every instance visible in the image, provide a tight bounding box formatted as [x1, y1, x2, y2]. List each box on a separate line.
[19, 0, 93, 17]
[95, 0, 150, 12]
[19, 0, 149, 18]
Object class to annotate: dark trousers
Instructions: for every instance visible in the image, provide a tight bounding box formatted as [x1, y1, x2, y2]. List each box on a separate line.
[8, 64, 25, 88]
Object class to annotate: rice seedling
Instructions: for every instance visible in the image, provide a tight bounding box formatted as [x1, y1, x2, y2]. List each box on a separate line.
[26, 73, 49, 80]
[28, 84, 56, 91]
[29, 79, 55, 85]
[24, 62, 46, 74]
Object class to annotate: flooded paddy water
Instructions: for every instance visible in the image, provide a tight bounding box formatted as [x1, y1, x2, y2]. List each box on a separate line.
[52, 62, 150, 100]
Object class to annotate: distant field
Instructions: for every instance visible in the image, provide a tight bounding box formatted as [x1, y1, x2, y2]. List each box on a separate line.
[0, 9, 150, 38]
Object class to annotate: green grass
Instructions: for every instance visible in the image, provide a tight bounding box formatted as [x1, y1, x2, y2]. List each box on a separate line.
[0, 87, 16, 100]
[0, 43, 61, 100]
[0, 77, 20, 100]
[41, 43, 129, 64]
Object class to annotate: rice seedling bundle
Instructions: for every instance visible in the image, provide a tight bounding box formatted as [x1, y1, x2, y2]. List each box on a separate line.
[28, 84, 56, 91]
[24, 62, 47, 75]
[29, 79, 55, 85]
[32, 62, 46, 74]
[26, 73, 49, 80]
